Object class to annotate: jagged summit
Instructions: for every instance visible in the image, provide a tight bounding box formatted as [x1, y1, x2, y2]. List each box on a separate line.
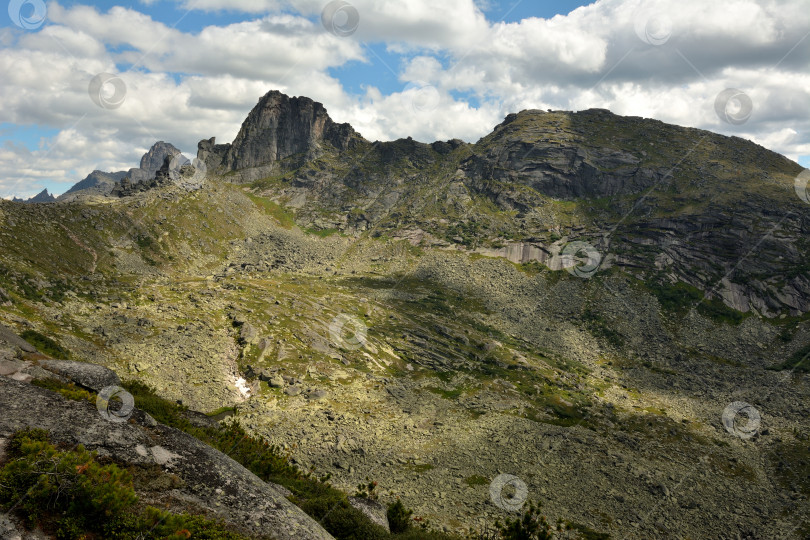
[11, 188, 56, 204]
[198, 90, 364, 177]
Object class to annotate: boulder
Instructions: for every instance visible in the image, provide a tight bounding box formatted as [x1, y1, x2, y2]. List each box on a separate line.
[38, 359, 121, 392]
[348, 497, 390, 532]
[0, 324, 36, 352]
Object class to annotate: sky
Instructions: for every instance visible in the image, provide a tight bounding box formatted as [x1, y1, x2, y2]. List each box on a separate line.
[1, 0, 808, 198]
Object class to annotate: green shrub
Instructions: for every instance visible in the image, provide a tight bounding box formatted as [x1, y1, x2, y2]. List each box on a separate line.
[0, 429, 253, 540]
[387, 499, 413, 533]
[495, 500, 553, 540]
[648, 280, 702, 315]
[32, 378, 95, 403]
[696, 297, 745, 325]
[464, 475, 489, 486]
[0, 430, 137, 532]
[299, 493, 389, 540]
[354, 477, 379, 500]
[104, 506, 252, 539]
[767, 343, 810, 373]
[20, 330, 70, 359]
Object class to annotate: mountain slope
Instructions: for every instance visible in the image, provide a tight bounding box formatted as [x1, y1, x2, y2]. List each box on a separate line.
[0, 90, 808, 539]
[229, 101, 808, 317]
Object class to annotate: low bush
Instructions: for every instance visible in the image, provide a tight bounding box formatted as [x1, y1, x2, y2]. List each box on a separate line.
[20, 329, 71, 359]
[0, 429, 252, 540]
[387, 499, 413, 533]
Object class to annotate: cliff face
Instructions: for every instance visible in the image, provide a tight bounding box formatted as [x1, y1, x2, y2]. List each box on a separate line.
[205, 92, 807, 317]
[198, 90, 364, 175]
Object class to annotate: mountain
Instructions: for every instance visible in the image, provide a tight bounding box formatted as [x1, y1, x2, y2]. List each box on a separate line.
[11, 188, 56, 204]
[198, 90, 364, 180]
[0, 90, 808, 540]
[60, 142, 182, 200]
[59, 170, 127, 201]
[200, 92, 808, 317]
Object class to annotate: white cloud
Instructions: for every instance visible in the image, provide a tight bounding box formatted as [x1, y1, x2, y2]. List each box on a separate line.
[1, 0, 808, 198]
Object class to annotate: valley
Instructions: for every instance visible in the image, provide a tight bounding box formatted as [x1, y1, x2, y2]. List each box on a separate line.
[1, 91, 808, 539]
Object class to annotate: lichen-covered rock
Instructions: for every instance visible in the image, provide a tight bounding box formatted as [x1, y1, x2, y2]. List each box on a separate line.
[38, 359, 121, 392]
[0, 377, 335, 540]
[348, 497, 390, 532]
[0, 324, 36, 352]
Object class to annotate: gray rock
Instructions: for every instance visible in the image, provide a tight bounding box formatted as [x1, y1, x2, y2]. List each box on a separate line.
[307, 389, 327, 400]
[0, 324, 36, 352]
[200, 90, 363, 174]
[240, 322, 258, 345]
[38, 359, 121, 392]
[0, 359, 26, 376]
[348, 497, 390, 533]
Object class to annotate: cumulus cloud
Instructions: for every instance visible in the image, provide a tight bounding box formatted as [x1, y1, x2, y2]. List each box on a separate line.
[1, 0, 808, 198]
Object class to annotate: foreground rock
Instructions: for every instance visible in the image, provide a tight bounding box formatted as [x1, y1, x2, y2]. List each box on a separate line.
[0, 377, 335, 540]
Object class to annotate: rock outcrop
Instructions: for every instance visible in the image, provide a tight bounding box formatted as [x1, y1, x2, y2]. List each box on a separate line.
[0, 378, 335, 540]
[112, 152, 204, 197]
[59, 142, 182, 201]
[125, 141, 183, 184]
[198, 90, 364, 177]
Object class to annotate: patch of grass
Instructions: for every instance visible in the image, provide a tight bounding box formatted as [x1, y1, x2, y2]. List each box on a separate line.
[206, 405, 238, 417]
[767, 343, 810, 373]
[404, 463, 434, 473]
[581, 308, 625, 348]
[20, 330, 70, 359]
[696, 297, 746, 325]
[464, 475, 488, 486]
[647, 280, 703, 315]
[768, 433, 810, 495]
[31, 378, 94, 403]
[246, 193, 295, 228]
[135, 234, 155, 249]
[427, 386, 464, 400]
[305, 227, 339, 237]
[517, 260, 545, 276]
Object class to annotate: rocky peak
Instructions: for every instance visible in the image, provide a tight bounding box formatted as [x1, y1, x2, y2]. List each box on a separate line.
[139, 141, 181, 176]
[12, 189, 56, 204]
[126, 141, 182, 184]
[199, 90, 364, 175]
